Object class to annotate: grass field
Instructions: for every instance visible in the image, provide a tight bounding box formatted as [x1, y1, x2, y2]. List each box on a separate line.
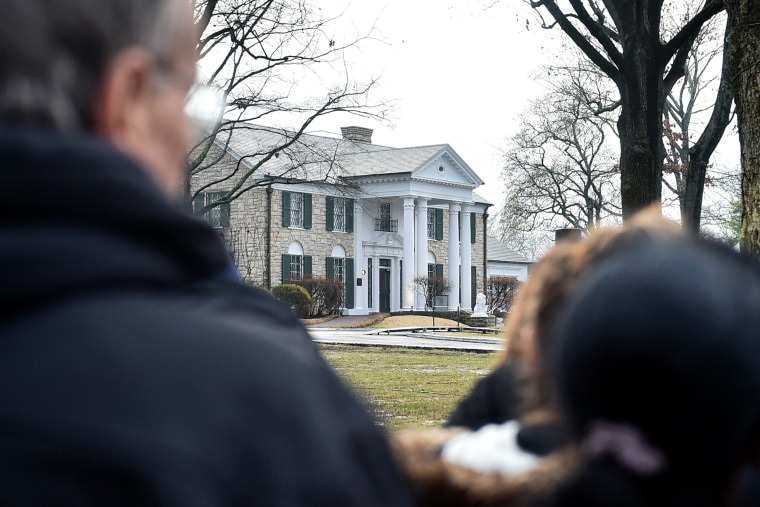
[319, 344, 499, 430]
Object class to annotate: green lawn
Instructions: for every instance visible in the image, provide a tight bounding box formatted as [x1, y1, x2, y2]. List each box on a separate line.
[319, 344, 499, 430]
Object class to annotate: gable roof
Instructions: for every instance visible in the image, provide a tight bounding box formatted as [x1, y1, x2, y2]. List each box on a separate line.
[210, 124, 483, 187]
[338, 145, 446, 176]
[487, 236, 531, 264]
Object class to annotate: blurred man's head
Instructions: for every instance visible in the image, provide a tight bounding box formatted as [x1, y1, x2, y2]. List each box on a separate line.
[0, 0, 197, 195]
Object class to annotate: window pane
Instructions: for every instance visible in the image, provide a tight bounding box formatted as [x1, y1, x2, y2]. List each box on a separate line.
[427, 209, 435, 239]
[334, 198, 345, 232]
[290, 255, 303, 280]
[334, 257, 345, 282]
[204, 191, 226, 228]
[290, 193, 304, 228]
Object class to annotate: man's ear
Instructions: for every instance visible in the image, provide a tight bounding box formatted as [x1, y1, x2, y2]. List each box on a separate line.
[93, 48, 154, 146]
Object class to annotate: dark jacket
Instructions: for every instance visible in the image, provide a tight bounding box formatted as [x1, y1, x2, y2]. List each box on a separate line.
[445, 361, 521, 431]
[0, 127, 414, 507]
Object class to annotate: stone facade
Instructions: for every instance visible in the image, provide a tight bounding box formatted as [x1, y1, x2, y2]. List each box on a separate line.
[270, 191, 356, 284]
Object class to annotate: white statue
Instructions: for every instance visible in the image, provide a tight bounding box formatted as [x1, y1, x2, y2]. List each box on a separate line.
[472, 293, 488, 317]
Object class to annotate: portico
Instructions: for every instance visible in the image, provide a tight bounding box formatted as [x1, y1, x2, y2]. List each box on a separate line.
[358, 194, 481, 314]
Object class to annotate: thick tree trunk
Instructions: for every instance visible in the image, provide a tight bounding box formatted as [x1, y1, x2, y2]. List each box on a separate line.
[725, 1, 760, 256]
[617, 22, 665, 220]
[618, 93, 664, 220]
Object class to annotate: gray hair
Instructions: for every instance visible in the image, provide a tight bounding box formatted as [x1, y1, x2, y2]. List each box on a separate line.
[0, 0, 181, 131]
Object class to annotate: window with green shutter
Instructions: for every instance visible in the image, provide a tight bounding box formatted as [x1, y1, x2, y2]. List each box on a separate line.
[426, 209, 445, 240]
[471, 212, 477, 243]
[327, 197, 352, 232]
[282, 253, 310, 282]
[193, 191, 229, 228]
[283, 191, 311, 229]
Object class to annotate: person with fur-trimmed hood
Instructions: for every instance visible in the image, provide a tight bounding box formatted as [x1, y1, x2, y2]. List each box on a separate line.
[391, 210, 684, 507]
[543, 238, 760, 507]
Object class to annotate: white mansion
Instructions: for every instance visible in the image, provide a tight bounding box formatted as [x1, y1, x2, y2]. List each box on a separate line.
[192, 125, 529, 315]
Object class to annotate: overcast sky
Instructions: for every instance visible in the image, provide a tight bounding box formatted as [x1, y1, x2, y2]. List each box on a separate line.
[308, 0, 567, 210]
[275, 1, 739, 224]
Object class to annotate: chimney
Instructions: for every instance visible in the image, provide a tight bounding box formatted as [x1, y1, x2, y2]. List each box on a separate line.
[555, 228, 582, 243]
[340, 126, 373, 143]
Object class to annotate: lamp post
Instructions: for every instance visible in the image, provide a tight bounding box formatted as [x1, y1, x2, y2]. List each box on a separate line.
[432, 293, 436, 327]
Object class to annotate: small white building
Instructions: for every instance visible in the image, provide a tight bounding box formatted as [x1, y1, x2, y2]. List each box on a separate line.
[486, 236, 531, 282]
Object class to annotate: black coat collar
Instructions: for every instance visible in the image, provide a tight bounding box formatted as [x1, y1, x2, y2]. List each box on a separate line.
[0, 126, 234, 319]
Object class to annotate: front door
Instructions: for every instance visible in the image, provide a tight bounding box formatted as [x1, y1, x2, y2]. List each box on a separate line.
[379, 259, 391, 312]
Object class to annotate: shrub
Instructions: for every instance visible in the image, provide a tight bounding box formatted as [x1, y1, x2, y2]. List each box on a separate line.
[487, 277, 522, 315]
[271, 284, 312, 318]
[294, 277, 345, 317]
[413, 275, 452, 309]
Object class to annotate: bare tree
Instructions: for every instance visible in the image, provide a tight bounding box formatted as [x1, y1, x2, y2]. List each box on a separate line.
[498, 61, 621, 241]
[700, 165, 742, 245]
[661, 14, 734, 231]
[486, 277, 522, 315]
[413, 275, 452, 312]
[527, 0, 725, 219]
[189, 0, 389, 213]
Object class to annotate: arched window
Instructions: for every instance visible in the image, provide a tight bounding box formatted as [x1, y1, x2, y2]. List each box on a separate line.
[427, 252, 439, 279]
[282, 241, 310, 283]
[329, 245, 347, 283]
[326, 245, 355, 310]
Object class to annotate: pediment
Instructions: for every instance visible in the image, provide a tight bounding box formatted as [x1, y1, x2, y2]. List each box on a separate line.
[368, 231, 404, 247]
[412, 148, 483, 188]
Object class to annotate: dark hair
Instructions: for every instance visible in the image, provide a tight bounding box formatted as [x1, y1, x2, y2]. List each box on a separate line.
[547, 238, 760, 507]
[508, 211, 680, 412]
[0, 0, 176, 130]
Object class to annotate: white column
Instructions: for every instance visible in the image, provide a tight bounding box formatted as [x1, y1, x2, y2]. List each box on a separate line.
[460, 205, 472, 311]
[448, 203, 460, 310]
[415, 198, 429, 309]
[352, 201, 366, 313]
[402, 198, 415, 310]
[372, 255, 380, 313]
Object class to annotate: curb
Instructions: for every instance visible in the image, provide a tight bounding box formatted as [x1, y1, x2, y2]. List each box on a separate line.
[409, 333, 503, 345]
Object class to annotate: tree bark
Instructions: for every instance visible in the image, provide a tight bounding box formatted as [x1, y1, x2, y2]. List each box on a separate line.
[725, 0, 760, 256]
[617, 74, 665, 219]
